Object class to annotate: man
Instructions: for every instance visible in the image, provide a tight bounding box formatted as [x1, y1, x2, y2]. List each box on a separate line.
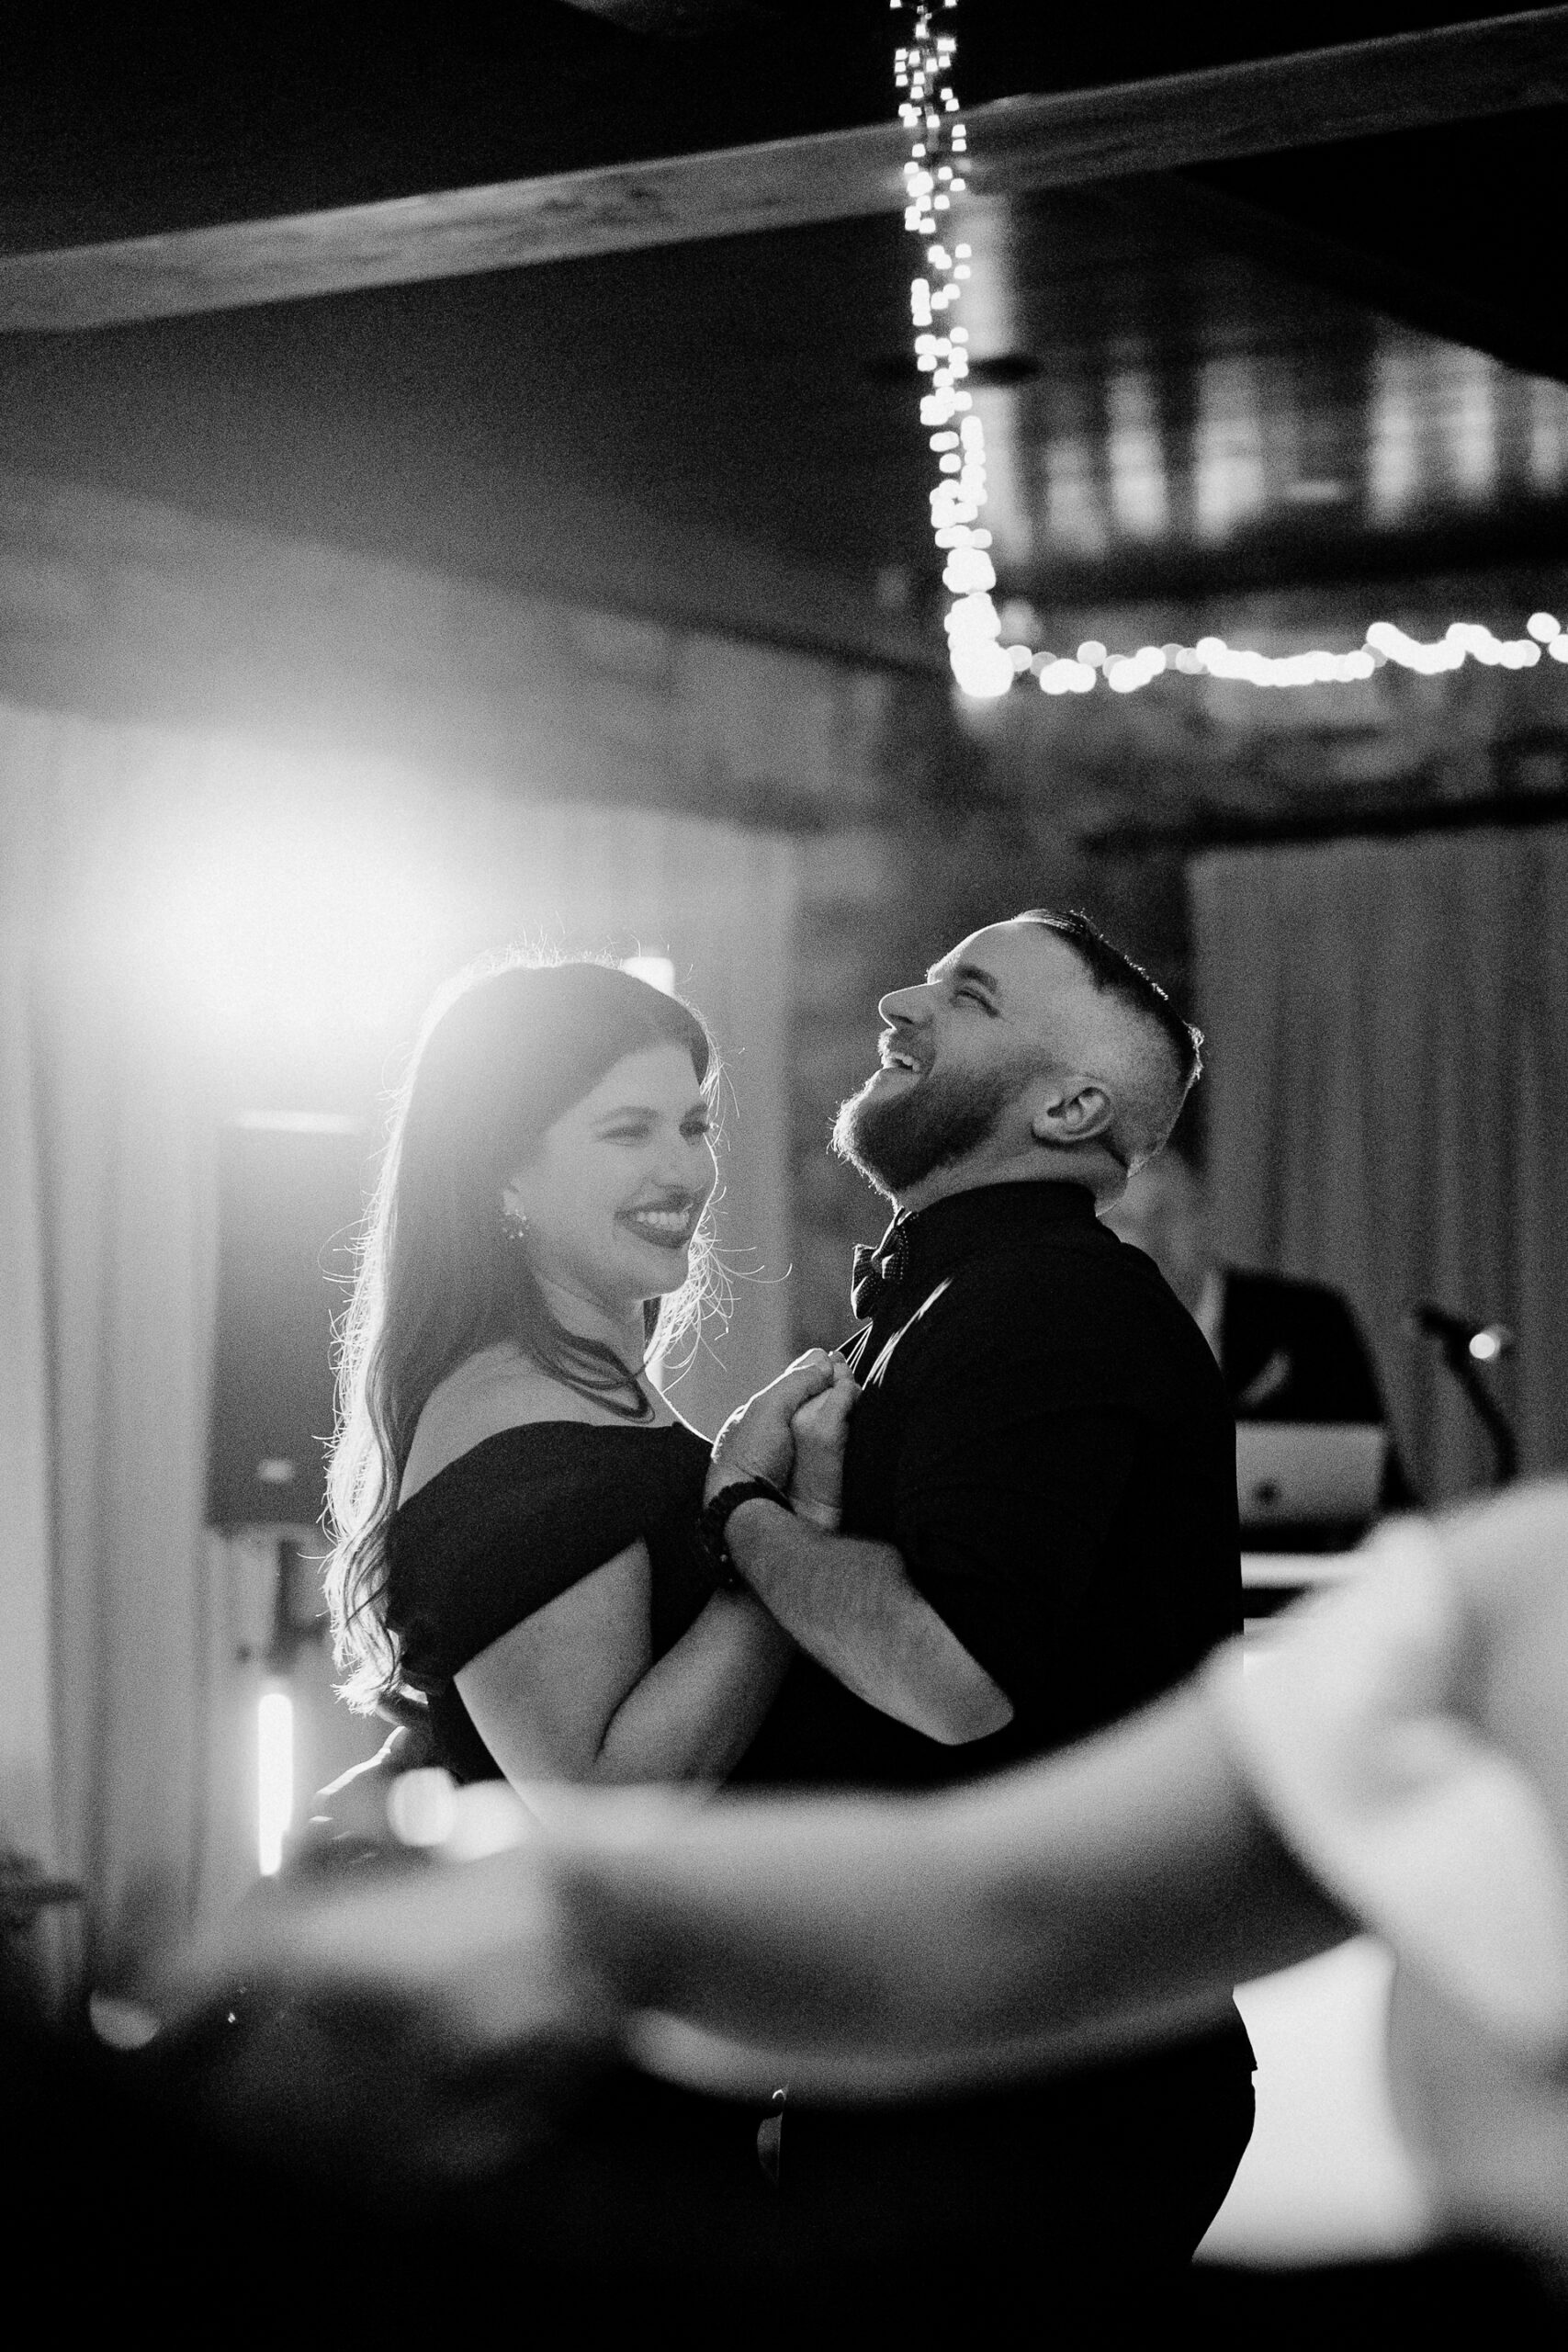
[1101, 1148, 1416, 1507]
[683, 908, 1255, 2301]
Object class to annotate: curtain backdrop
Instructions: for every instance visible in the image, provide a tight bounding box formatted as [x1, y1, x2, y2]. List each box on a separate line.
[0, 696, 797, 1985]
[1190, 825, 1568, 1506]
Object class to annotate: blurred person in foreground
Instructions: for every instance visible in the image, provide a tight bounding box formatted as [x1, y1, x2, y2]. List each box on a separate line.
[1100, 1147, 1416, 1508]
[166, 1482, 1568, 2335]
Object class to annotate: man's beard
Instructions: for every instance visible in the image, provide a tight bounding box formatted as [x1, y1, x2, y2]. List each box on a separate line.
[831, 1061, 1016, 1200]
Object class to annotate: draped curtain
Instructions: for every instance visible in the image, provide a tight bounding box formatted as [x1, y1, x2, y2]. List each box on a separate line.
[1190, 826, 1568, 1506]
[0, 696, 797, 1986]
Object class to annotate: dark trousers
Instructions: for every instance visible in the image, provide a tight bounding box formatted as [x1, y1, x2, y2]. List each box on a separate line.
[455, 2022, 1257, 2320]
[17, 2017, 1564, 2342]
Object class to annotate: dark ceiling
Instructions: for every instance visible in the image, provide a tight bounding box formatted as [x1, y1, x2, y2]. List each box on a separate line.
[2, 4, 1564, 661]
[1, 5, 1551, 242]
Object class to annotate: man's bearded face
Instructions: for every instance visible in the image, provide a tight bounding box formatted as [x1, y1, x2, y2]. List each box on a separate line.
[831, 1057, 1020, 1200]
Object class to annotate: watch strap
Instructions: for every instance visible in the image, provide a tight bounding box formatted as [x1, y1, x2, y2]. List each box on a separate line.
[694, 1476, 793, 1592]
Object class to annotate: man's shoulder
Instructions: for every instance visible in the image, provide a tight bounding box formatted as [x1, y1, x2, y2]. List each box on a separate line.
[955, 1220, 1190, 1323]
[894, 1226, 1220, 1391]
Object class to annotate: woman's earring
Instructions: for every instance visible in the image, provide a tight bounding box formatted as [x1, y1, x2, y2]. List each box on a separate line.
[503, 1208, 529, 1243]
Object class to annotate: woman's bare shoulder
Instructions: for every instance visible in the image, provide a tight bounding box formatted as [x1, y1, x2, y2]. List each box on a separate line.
[400, 1347, 631, 1502]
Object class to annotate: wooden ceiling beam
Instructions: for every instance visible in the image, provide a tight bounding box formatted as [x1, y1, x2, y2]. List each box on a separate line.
[3, 6, 1565, 334]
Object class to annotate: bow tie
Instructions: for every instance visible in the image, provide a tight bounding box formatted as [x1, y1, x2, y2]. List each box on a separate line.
[851, 1221, 911, 1320]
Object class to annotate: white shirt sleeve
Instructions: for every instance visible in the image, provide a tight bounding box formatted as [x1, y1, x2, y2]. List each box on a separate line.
[1207, 1517, 1568, 2059]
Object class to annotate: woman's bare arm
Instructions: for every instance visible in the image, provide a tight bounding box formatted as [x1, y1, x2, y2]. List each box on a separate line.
[456, 1544, 791, 1803]
[417, 1352, 840, 1804]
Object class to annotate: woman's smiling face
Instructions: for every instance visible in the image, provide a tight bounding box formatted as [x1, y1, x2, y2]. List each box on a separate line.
[503, 1041, 716, 1318]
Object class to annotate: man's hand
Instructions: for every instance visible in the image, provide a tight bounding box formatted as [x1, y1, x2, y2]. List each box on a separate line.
[705, 1350, 841, 1500]
[790, 1363, 859, 1531]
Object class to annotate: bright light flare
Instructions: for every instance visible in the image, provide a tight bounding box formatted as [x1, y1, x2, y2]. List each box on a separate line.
[620, 955, 676, 996]
[139, 761, 473, 1046]
[257, 1690, 294, 1877]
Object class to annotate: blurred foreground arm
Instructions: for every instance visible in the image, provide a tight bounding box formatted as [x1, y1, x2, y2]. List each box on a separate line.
[204, 1491, 1568, 2084]
[165, 1485, 1568, 2268]
[567, 1679, 1344, 2093]
[581, 1466, 1568, 2084]
[178, 1675, 1345, 2103]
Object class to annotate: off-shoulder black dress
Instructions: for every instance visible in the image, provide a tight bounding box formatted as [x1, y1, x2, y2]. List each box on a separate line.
[384, 1419, 714, 1781]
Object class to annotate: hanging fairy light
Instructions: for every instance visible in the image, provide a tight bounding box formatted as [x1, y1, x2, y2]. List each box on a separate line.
[893, 0, 1011, 695]
[1026, 615, 1568, 695]
[890, 5, 1568, 699]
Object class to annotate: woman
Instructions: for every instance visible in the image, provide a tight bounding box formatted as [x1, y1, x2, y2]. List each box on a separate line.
[326, 953, 850, 1801]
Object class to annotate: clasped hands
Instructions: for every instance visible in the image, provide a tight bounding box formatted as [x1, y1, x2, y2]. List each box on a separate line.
[706, 1347, 859, 1534]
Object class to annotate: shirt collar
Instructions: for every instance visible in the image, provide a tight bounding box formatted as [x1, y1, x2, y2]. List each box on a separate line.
[857, 1179, 1099, 1317]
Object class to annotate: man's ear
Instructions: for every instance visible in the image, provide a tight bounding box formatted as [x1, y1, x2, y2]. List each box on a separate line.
[1031, 1076, 1117, 1148]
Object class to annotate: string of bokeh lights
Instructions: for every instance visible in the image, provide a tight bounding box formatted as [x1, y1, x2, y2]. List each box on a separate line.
[891, 0, 1568, 700]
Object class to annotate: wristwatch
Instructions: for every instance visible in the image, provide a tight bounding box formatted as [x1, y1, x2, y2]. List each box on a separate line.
[693, 1476, 793, 1592]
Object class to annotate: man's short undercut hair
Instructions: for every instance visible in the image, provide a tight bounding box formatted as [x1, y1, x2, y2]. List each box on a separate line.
[1015, 908, 1203, 1164]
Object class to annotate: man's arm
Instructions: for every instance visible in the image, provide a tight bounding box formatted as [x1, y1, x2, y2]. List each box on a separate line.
[723, 1498, 1013, 1746]
[700, 1355, 1011, 1745]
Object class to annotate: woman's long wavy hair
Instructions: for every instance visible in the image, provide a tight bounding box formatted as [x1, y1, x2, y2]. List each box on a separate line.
[325, 952, 719, 1714]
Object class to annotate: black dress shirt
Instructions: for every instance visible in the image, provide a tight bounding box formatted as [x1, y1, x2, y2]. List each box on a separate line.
[736, 1179, 1244, 1790]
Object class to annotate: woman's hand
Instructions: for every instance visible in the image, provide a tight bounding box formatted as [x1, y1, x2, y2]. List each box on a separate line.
[789, 1360, 859, 1531]
[706, 1350, 840, 1500]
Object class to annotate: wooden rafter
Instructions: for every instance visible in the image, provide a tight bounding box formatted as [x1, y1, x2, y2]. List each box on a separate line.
[2, 6, 1565, 334]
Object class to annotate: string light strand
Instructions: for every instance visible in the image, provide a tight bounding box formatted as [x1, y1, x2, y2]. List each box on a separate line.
[890, 3, 1568, 699]
[893, 0, 1011, 695]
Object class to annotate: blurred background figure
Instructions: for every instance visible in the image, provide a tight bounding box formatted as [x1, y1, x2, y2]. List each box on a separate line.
[1102, 1148, 1416, 1509]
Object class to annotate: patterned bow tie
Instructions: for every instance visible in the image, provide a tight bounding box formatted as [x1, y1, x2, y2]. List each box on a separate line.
[850, 1220, 911, 1320]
